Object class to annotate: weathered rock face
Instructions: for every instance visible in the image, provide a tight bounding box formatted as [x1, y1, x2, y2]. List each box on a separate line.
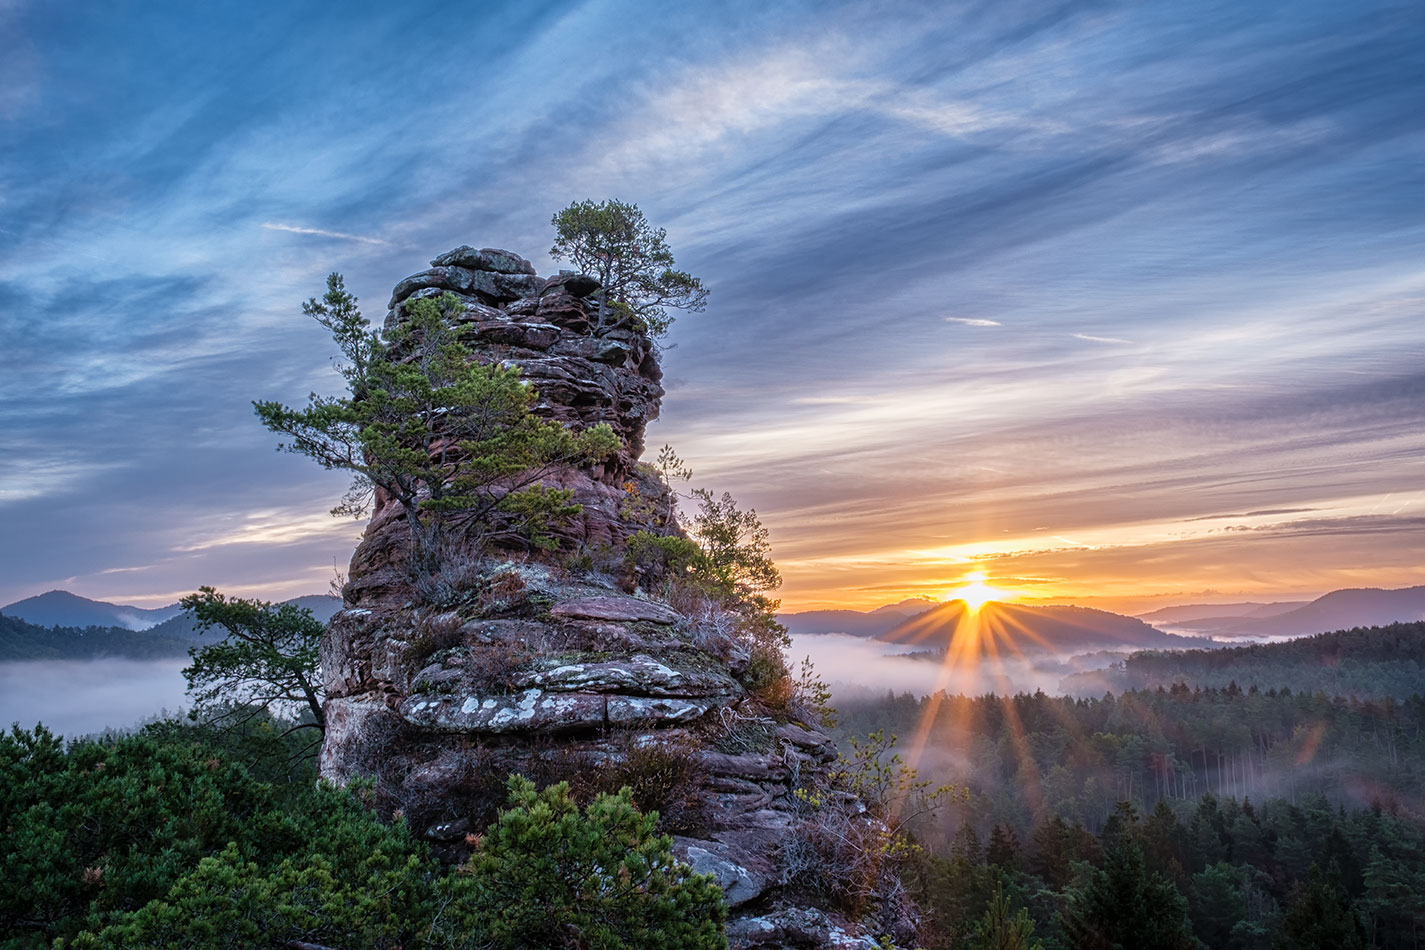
[341, 246, 667, 608]
[320, 247, 906, 948]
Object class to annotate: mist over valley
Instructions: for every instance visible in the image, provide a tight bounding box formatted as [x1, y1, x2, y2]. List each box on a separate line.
[0, 658, 189, 738]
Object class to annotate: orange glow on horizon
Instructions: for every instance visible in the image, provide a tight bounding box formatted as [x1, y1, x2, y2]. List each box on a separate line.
[942, 571, 1008, 612]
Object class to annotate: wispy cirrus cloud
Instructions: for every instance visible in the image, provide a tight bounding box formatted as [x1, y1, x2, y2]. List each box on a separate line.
[1073, 333, 1135, 344]
[261, 222, 387, 245]
[1, 0, 1422, 613]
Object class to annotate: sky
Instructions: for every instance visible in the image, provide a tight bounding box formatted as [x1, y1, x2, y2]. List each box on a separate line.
[1, 0, 1422, 614]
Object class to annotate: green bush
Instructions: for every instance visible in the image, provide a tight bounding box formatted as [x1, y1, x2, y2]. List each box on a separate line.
[70, 844, 433, 950]
[0, 723, 430, 949]
[432, 776, 728, 950]
[626, 530, 706, 581]
[0, 723, 728, 950]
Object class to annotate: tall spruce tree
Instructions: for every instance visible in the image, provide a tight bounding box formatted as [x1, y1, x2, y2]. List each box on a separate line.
[1277, 865, 1367, 950]
[969, 886, 1044, 950]
[1063, 839, 1195, 950]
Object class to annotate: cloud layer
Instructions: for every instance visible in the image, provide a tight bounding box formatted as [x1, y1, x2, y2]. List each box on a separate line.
[1, 0, 1422, 610]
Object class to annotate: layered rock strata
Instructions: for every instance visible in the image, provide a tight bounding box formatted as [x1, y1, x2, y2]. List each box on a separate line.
[320, 246, 898, 948]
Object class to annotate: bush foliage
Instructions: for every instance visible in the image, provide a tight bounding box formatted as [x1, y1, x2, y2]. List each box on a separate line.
[0, 721, 726, 950]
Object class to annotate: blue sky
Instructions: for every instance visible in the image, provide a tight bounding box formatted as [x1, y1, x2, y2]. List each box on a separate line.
[2, 0, 1422, 611]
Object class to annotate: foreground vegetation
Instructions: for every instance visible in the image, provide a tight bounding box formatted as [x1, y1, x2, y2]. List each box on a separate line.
[0, 717, 726, 950]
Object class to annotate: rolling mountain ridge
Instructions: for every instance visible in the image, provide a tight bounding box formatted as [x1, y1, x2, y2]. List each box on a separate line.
[779, 598, 934, 637]
[0, 594, 342, 660]
[2, 591, 184, 630]
[1145, 586, 1425, 638]
[1136, 601, 1306, 624]
[877, 600, 1205, 656]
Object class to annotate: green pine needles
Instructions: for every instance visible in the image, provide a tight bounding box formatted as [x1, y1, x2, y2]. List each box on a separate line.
[550, 199, 708, 337]
[254, 276, 620, 571]
[433, 776, 727, 949]
[1, 725, 727, 949]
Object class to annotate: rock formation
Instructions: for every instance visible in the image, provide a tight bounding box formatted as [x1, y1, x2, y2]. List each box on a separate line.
[320, 247, 908, 948]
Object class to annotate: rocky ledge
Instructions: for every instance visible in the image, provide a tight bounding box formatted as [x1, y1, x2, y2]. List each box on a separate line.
[319, 246, 907, 948]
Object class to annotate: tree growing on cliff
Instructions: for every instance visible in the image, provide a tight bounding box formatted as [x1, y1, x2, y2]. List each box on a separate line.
[686, 488, 781, 601]
[180, 587, 326, 744]
[254, 275, 620, 571]
[550, 199, 708, 336]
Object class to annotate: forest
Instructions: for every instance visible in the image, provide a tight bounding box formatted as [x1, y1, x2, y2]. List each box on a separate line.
[839, 681, 1425, 834]
[7, 617, 1425, 948]
[0, 612, 191, 660]
[1065, 622, 1425, 699]
[832, 619, 1425, 948]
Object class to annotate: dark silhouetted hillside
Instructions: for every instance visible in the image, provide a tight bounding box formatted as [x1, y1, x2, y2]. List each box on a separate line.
[0, 612, 192, 660]
[779, 597, 934, 637]
[1219, 586, 1425, 638]
[0, 595, 340, 660]
[1136, 586, 1425, 638]
[2, 590, 183, 630]
[877, 600, 1202, 656]
[1065, 620, 1425, 699]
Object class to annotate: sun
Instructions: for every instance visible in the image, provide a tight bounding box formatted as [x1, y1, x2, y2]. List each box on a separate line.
[945, 571, 1005, 611]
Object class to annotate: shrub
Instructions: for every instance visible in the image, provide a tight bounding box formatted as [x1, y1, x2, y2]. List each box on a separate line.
[776, 731, 962, 923]
[463, 638, 536, 692]
[586, 736, 711, 835]
[626, 530, 705, 584]
[3, 725, 729, 950]
[0, 724, 431, 948]
[432, 776, 728, 949]
[71, 843, 433, 950]
[408, 611, 466, 666]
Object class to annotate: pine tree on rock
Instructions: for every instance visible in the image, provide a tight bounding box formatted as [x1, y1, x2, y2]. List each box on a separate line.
[550, 199, 708, 337]
[254, 277, 620, 573]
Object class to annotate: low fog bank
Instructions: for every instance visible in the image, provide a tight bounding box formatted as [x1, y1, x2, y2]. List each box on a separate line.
[0, 658, 189, 739]
[789, 633, 1116, 702]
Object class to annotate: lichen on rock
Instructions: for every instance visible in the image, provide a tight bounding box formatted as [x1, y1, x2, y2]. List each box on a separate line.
[318, 246, 911, 948]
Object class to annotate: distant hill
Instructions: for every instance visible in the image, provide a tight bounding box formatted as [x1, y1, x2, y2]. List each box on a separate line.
[286, 595, 343, 622]
[1137, 601, 1305, 624]
[780, 598, 934, 637]
[0, 595, 341, 660]
[0, 612, 192, 660]
[142, 594, 342, 643]
[877, 600, 1204, 656]
[1148, 586, 1425, 638]
[1064, 620, 1425, 699]
[2, 591, 183, 630]
[1221, 586, 1425, 638]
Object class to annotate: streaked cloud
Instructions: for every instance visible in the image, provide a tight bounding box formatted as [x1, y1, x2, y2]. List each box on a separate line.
[0, 0, 1421, 615]
[261, 222, 387, 245]
[1073, 333, 1135, 344]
